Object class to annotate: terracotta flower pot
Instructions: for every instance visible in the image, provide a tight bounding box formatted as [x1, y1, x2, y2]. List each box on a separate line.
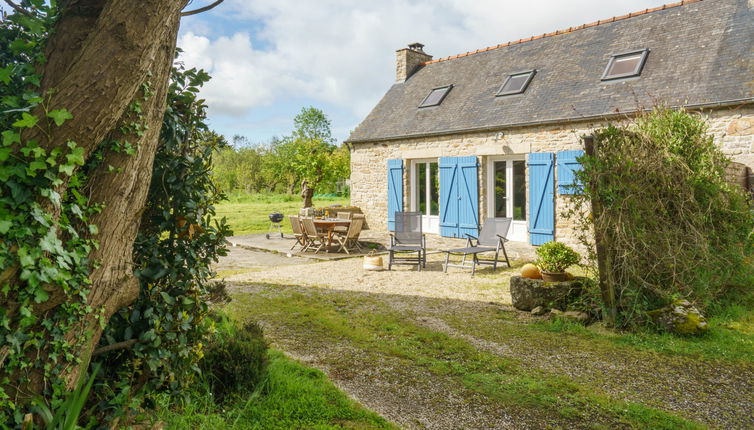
[541, 271, 569, 282]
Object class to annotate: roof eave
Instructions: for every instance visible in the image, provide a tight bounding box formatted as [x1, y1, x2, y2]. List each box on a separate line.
[345, 98, 754, 144]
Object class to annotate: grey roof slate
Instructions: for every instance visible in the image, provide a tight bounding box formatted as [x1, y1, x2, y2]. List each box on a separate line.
[347, 0, 754, 143]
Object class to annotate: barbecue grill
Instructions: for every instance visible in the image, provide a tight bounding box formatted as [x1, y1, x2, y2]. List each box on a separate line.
[266, 212, 284, 239]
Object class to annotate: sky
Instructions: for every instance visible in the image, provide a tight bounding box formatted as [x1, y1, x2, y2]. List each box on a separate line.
[2, 0, 673, 144]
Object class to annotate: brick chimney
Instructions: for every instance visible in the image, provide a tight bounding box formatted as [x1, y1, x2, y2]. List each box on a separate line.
[395, 43, 432, 82]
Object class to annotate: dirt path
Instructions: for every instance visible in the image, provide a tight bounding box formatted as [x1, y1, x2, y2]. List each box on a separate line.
[227, 282, 754, 430]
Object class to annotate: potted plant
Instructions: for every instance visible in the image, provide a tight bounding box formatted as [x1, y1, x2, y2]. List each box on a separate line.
[535, 241, 580, 282]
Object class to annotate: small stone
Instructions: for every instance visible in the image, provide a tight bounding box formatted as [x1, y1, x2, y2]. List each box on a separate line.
[561, 310, 590, 324]
[647, 300, 709, 335]
[531, 306, 547, 316]
[549, 309, 563, 316]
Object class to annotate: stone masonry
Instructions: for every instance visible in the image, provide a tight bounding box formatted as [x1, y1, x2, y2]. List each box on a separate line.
[349, 106, 754, 249]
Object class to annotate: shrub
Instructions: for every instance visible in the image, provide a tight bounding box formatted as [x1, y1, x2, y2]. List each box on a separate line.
[89, 63, 231, 423]
[535, 241, 581, 273]
[569, 108, 754, 328]
[199, 315, 269, 404]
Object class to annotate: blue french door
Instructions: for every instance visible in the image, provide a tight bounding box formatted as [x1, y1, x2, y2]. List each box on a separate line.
[439, 156, 479, 238]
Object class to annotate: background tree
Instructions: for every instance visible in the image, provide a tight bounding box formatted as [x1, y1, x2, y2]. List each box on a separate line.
[208, 107, 350, 201]
[287, 107, 343, 207]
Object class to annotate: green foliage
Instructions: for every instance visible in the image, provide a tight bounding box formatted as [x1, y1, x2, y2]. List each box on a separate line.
[285, 107, 349, 200]
[198, 314, 268, 404]
[29, 364, 101, 430]
[211, 107, 350, 199]
[89, 62, 231, 423]
[534, 241, 580, 273]
[569, 108, 754, 328]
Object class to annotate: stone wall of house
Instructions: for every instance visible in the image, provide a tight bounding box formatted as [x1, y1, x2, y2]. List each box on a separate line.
[349, 106, 754, 250]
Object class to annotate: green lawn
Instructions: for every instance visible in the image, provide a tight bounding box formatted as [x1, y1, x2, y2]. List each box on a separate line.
[155, 350, 394, 429]
[215, 192, 350, 236]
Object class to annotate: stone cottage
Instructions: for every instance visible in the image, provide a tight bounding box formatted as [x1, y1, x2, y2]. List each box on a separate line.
[346, 0, 753, 248]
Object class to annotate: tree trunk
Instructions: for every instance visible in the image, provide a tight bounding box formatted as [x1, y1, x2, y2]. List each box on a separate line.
[583, 135, 617, 326]
[287, 179, 296, 195]
[4, 0, 188, 401]
[301, 179, 314, 208]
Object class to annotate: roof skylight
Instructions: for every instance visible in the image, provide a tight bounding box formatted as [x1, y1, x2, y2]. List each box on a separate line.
[496, 70, 536, 96]
[419, 85, 452, 108]
[602, 49, 649, 80]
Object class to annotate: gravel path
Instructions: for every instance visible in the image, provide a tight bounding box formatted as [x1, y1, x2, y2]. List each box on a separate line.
[222, 252, 515, 304]
[229, 283, 754, 430]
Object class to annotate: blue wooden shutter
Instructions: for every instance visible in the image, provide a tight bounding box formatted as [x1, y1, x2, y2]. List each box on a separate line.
[557, 150, 585, 194]
[457, 156, 479, 238]
[528, 152, 555, 245]
[439, 157, 459, 237]
[387, 159, 403, 231]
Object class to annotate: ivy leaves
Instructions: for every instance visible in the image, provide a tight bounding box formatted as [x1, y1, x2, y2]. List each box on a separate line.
[47, 108, 73, 126]
[0, 7, 97, 423]
[0, 66, 11, 85]
[11, 108, 72, 129]
[12, 112, 38, 128]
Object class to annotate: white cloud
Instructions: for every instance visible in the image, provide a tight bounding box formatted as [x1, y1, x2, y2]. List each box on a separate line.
[178, 0, 669, 120]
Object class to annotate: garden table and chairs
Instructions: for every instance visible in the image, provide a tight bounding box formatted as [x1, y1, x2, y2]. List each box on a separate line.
[313, 218, 353, 251]
[292, 214, 365, 254]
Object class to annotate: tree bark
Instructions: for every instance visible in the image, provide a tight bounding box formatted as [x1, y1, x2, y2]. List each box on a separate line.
[4, 0, 188, 401]
[584, 135, 617, 326]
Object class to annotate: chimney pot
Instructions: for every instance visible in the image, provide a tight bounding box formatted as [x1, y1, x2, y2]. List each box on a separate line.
[395, 43, 432, 82]
[408, 42, 425, 52]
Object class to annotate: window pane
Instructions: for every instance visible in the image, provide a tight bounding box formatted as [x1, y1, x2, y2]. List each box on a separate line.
[494, 161, 507, 218]
[608, 54, 641, 76]
[429, 162, 439, 216]
[417, 163, 427, 215]
[502, 74, 529, 93]
[420, 86, 451, 107]
[512, 160, 526, 221]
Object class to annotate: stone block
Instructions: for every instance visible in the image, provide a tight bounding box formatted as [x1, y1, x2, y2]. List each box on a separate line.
[509, 275, 583, 311]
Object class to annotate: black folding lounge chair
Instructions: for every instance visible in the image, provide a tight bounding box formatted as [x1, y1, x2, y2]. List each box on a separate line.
[443, 218, 512, 275]
[388, 211, 426, 271]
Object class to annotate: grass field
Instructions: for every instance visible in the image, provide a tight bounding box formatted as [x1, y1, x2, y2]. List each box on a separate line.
[215, 192, 350, 236]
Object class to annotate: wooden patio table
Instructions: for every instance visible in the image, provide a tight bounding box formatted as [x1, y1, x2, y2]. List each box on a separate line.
[313, 218, 352, 252]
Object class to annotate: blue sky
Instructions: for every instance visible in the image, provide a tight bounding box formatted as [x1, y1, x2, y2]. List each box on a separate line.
[3, 0, 673, 144]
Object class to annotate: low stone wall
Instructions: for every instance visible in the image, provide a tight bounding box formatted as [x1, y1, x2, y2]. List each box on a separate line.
[509, 276, 584, 311]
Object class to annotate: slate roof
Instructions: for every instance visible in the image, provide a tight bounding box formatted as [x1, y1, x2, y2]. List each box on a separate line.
[347, 0, 754, 143]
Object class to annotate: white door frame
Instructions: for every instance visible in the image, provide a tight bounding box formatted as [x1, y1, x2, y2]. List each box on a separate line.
[410, 158, 440, 235]
[486, 155, 528, 242]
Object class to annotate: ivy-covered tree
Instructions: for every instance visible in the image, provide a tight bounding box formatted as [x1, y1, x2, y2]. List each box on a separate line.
[0, 0, 228, 422]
